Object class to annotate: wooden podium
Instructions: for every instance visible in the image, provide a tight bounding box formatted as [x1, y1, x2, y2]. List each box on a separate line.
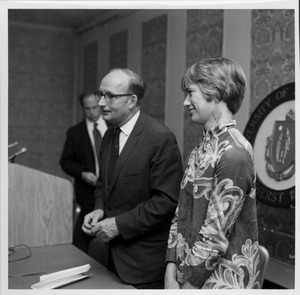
[8, 163, 73, 247]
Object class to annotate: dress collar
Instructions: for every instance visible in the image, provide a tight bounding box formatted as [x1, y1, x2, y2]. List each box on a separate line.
[203, 120, 236, 142]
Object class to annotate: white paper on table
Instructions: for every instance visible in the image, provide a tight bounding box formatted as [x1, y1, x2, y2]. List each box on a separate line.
[31, 264, 91, 289]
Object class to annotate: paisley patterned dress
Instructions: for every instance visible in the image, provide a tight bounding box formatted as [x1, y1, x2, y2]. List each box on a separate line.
[166, 121, 260, 289]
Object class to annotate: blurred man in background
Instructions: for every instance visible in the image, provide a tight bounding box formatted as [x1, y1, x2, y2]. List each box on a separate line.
[60, 92, 107, 252]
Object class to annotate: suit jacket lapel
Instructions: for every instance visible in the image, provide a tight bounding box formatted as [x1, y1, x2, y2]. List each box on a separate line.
[107, 112, 145, 196]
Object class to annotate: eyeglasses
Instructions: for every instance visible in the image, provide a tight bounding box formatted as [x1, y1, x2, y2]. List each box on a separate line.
[94, 90, 133, 103]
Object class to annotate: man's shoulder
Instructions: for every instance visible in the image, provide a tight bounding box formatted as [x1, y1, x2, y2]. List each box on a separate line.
[142, 112, 172, 135]
[67, 120, 86, 134]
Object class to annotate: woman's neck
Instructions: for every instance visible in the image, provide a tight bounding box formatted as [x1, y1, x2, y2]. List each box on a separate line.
[204, 102, 232, 132]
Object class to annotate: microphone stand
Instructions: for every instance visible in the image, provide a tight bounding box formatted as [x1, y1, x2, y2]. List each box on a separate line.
[8, 147, 27, 163]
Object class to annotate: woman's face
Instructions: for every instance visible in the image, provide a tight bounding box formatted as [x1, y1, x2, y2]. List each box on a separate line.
[183, 83, 215, 129]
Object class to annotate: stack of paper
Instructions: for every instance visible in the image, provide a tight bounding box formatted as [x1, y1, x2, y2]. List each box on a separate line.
[31, 264, 91, 289]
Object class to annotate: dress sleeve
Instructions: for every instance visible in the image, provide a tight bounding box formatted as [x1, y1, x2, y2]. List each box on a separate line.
[165, 206, 179, 263]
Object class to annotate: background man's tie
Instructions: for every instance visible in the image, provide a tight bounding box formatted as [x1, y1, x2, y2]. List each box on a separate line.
[93, 123, 102, 159]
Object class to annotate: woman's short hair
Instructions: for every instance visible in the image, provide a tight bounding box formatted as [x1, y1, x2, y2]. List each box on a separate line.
[110, 68, 146, 104]
[181, 57, 247, 114]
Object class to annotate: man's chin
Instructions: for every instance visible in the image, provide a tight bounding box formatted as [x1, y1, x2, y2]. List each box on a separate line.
[88, 117, 99, 123]
[102, 114, 113, 123]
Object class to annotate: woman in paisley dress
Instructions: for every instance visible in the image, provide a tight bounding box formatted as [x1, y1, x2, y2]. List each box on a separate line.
[165, 58, 260, 289]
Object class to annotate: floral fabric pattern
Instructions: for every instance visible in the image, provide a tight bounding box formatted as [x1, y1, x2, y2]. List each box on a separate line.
[166, 121, 260, 289]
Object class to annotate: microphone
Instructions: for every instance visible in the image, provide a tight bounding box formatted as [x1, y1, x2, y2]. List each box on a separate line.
[8, 141, 18, 148]
[8, 147, 27, 162]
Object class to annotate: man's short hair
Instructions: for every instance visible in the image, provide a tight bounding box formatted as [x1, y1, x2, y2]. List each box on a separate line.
[79, 92, 95, 107]
[110, 68, 146, 104]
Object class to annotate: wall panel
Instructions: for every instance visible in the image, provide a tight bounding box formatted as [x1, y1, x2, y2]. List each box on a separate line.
[141, 14, 167, 123]
[109, 30, 128, 69]
[83, 42, 98, 92]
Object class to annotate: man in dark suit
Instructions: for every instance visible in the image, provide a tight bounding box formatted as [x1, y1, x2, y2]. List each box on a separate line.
[82, 68, 183, 288]
[60, 92, 107, 252]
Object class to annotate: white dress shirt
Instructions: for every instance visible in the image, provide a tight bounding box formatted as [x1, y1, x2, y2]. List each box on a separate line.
[86, 115, 108, 176]
[118, 110, 140, 155]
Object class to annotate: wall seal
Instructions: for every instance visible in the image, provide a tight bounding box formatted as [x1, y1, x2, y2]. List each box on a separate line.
[244, 83, 295, 208]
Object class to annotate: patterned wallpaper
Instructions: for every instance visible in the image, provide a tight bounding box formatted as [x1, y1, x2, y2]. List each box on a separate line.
[251, 10, 295, 112]
[109, 30, 128, 69]
[141, 14, 167, 123]
[9, 24, 75, 178]
[251, 9, 295, 266]
[183, 10, 224, 161]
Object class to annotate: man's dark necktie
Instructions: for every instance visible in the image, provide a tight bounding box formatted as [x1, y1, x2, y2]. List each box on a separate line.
[93, 123, 102, 159]
[107, 127, 121, 184]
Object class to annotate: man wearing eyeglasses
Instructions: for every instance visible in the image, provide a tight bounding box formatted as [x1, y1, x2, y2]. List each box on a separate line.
[82, 68, 183, 289]
[60, 92, 107, 253]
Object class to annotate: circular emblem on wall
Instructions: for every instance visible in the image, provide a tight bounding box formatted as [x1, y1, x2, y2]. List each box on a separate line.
[244, 83, 295, 208]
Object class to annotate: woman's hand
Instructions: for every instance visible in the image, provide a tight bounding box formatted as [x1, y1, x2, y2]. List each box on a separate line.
[164, 262, 180, 289]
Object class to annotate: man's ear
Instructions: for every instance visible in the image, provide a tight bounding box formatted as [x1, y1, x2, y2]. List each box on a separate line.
[128, 94, 138, 109]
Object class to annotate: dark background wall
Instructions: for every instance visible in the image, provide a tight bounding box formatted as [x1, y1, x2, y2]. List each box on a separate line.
[8, 23, 76, 178]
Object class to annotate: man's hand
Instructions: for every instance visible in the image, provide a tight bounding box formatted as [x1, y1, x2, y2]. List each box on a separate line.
[82, 209, 104, 235]
[91, 217, 119, 243]
[81, 171, 98, 186]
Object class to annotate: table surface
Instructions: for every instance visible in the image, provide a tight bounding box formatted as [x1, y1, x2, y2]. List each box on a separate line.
[8, 243, 134, 289]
